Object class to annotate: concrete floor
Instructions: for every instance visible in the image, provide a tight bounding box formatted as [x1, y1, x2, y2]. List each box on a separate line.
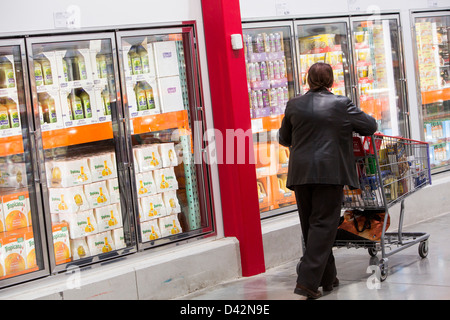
[177, 212, 450, 300]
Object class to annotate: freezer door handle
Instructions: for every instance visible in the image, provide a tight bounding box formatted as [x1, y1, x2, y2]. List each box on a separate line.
[29, 130, 42, 184]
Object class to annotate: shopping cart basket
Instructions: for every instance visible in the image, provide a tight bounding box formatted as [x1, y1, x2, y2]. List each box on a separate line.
[336, 133, 431, 281]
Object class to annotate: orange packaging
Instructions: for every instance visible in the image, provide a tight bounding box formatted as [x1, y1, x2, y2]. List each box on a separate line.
[257, 177, 272, 212]
[0, 231, 27, 277]
[0, 196, 4, 232]
[23, 227, 37, 270]
[270, 174, 296, 207]
[2, 190, 31, 232]
[52, 222, 72, 265]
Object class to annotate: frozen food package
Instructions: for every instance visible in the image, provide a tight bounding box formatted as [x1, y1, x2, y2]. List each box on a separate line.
[159, 214, 182, 238]
[140, 220, 161, 242]
[140, 193, 167, 221]
[134, 144, 162, 172]
[46, 157, 92, 187]
[162, 190, 181, 215]
[158, 143, 178, 168]
[84, 180, 110, 208]
[136, 171, 157, 197]
[70, 238, 91, 260]
[153, 41, 180, 77]
[88, 152, 117, 182]
[48, 186, 89, 214]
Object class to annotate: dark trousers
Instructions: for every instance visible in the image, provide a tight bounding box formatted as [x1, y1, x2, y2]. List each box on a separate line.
[293, 184, 343, 291]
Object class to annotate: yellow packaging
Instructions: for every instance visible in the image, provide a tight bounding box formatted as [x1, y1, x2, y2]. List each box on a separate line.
[87, 231, 115, 256]
[135, 171, 157, 198]
[154, 167, 178, 193]
[111, 228, 126, 250]
[2, 190, 30, 232]
[70, 238, 90, 260]
[158, 143, 178, 168]
[59, 210, 98, 239]
[49, 186, 89, 214]
[140, 220, 161, 242]
[94, 203, 122, 232]
[84, 181, 110, 208]
[159, 214, 182, 238]
[88, 152, 117, 182]
[162, 191, 181, 215]
[134, 145, 162, 172]
[140, 193, 167, 221]
[46, 158, 92, 187]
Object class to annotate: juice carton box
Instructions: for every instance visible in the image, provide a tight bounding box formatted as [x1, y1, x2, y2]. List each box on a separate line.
[140, 193, 166, 221]
[0, 196, 4, 232]
[140, 220, 161, 242]
[134, 144, 162, 172]
[159, 214, 182, 238]
[153, 41, 180, 77]
[111, 228, 126, 250]
[154, 167, 178, 193]
[2, 161, 27, 188]
[49, 186, 89, 214]
[46, 157, 92, 188]
[94, 203, 122, 232]
[23, 227, 37, 270]
[55, 49, 94, 88]
[135, 171, 157, 198]
[33, 51, 60, 90]
[126, 76, 161, 118]
[52, 222, 72, 264]
[70, 237, 91, 261]
[59, 209, 98, 239]
[38, 89, 64, 132]
[84, 180, 110, 208]
[88, 152, 117, 182]
[162, 190, 181, 215]
[86, 231, 115, 256]
[59, 85, 99, 128]
[106, 178, 121, 204]
[157, 76, 184, 114]
[0, 230, 27, 276]
[158, 143, 178, 168]
[2, 190, 30, 231]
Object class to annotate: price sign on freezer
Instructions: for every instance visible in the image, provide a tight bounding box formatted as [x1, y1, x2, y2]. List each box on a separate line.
[53, 5, 81, 29]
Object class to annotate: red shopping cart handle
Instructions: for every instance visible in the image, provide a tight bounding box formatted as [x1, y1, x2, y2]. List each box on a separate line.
[374, 132, 429, 145]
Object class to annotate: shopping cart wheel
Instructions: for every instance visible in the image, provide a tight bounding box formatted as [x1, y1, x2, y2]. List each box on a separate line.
[378, 259, 388, 282]
[368, 247, 378, 257]
[418, 240, 429, 259]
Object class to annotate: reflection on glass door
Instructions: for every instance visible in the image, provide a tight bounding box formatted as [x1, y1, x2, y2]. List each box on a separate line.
[28, 35, 135, 268]
[242, 25, 296, 217]
[296, 21, 352, 97]
[118, 29, 210, 245]
[0, 41, 47, 285]
[414, 14, 450, 171]
[351, 18, 407, 137]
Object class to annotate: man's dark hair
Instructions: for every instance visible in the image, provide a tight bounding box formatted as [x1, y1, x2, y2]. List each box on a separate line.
[307, 62, 334, 90]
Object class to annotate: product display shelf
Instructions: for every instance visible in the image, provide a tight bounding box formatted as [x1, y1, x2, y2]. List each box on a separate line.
[131, 110, 189, 135]
[0, 134, 24, 157]
[421, 87, 450, 105]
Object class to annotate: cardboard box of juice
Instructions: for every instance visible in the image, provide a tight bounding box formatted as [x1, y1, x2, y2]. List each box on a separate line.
[153, 41, 180, 77]
[122, 44, 157, 79]
[86, 231, 115, 256]
[46, 157, 92, 188]
[33, 51, 60, 91]
[2, 190, 31, 232]
[126, 75, 161, 118]
[23, 227, 37, 270]
[154, 167, 178, 193]
[159, 214, 182, 238]
[134, 144, 162, 172]
[70, 237, 90, 260]
[94, 203, 122, 232]
[158, 143, 178, 168]
[84, 180, 111, 209]
[111, 228, 126, 250]
[162, 190, 181, 215]
[0, 231, 27, 276]
[157, 76, 184, 114]
[106, 178, 121, 204]
[59, 85, 99, 128]
[139, 193, 167, 221]
[59, 209, 98, 239]
[88, 152, 117, 182]
[52, 222, 72, 264]
[135, 171, 157, 198]
[54, 49, 94, 89]
[37, 89, 65, 132]
[140, 220, 161, 242]
[48, 186, 89, 214]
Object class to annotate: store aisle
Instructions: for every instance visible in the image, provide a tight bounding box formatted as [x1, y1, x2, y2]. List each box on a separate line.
[176, 212, 450, 300]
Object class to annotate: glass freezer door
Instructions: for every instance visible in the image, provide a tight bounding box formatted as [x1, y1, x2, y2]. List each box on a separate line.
[0, 40, 49, 287]
[296, 20, 352, 97]
[242, 23, 296, 217]
[413, 13, 450, 172]
[117, 28, 212, 247]
[351, 17, 408, 137]
[27, 34, 136, 270]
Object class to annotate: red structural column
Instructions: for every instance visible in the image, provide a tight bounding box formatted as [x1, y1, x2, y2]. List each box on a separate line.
[201, 0, 266, 276]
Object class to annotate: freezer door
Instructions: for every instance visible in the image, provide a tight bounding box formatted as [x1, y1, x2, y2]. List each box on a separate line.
[295, 20, 352, 98]
[0, 39, 49, 287]
[117, 27, 213, 248]
[242, 22, 297, 218]
[26, 34, 136, 271]
[350, 16, 408, 137]
[413, 13, 450, 172]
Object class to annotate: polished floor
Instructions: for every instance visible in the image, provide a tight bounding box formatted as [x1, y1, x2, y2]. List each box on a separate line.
[177, 212, 450, 300]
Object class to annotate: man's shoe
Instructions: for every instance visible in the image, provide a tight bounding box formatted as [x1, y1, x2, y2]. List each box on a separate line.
[294, 283, 322, 299]
[322, 277, 339, 292]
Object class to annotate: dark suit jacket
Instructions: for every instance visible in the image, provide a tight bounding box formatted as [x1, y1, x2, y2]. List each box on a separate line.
[278, 89, 377, 190]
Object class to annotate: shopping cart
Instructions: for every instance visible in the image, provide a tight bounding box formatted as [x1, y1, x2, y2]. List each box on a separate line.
[336, 133, 432, 281]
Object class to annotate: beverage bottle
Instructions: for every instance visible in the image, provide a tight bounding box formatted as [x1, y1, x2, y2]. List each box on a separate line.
[0, 57, 15, 88]
[63, 51, 75, 82]
[96, 53, 107, 78]
[61, 58, 69, 82]
[6, 99, 20, 128]
[34, 60, 44, 87]
[277, 88, 284, 108]
[38, 101, 44, 124]
[262, 89, 269, 107]
[269, 33, 275, 52]
[128, 46, 142, 75]
[68, 91, 85, 120]
[247, 34, 253, 55]
[143, 82, 155, 109]
[251, 90, 258, 109]
[273, 60, 280, 79]
[268, 61, 274, 80]
[0, 99, 10, 129]
[255, 63, 261, 81]
[39, 55, 54, 85]
[101, 88, 111, 115]
[270, 88, 277, 107]
[256, 90, 263, 108]
[260, 61, 268, 81]
[255, 34, 264, 53]
[134, 82, 148, 111]
[79, 89, 92, 118]
[75, 52, 88, 80]
[138, 45, 150, 74]
[279, 59, 286, 78]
